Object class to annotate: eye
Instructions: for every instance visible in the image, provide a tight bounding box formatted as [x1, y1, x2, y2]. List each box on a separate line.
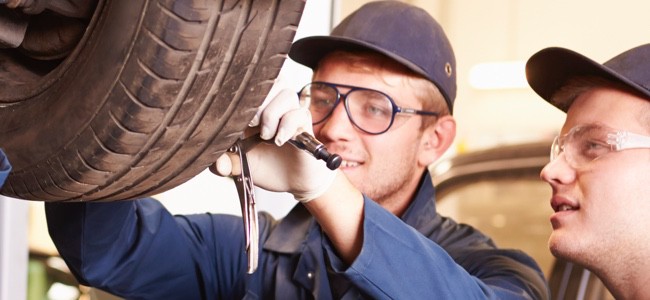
[361, 98, 392, 118]
[351, 90, 392, 118]
[308, 89, 336, 110]
[311, 96, 333, 107]
[577, 138, 611, 160]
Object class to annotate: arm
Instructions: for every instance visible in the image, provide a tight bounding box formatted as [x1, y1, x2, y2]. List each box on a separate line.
[320, 197, 549, 299]
[45, 198, 255, 299]
[304, 172, 547, 298]
[302, 172, 364, 264]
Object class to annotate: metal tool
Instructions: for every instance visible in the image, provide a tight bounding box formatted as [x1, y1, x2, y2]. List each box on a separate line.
[227, 132, 340, 273]
[228, 139, 259, 274]
[289, 132, 342, 170]
[237, 132, 342, 170]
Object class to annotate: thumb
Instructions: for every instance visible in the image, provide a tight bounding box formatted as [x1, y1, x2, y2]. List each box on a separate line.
[209, 153, 242, 176]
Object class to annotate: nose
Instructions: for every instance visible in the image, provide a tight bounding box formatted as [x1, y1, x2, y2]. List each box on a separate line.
[315, 101, 356, 142]
[540, 152, 576, 186]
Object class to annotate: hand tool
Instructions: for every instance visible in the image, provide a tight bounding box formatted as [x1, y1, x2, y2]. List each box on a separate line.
[227, 131, 340, 273]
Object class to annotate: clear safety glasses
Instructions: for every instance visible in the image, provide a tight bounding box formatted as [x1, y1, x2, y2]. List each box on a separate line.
[550, 123, 650, 169]
[298, 82, 439, 135]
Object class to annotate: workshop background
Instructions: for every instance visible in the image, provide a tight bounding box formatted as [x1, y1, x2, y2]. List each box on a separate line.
[13, 0, 650, 299]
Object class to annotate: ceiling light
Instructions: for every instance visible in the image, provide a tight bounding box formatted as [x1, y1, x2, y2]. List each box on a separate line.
[469, 61, 528, 90]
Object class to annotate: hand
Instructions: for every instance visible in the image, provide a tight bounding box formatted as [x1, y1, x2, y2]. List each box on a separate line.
[212, 89, 337, 203]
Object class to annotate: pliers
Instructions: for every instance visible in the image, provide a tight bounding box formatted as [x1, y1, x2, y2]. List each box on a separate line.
[227, 132, 342, 274]
[228, 134, 264, 274]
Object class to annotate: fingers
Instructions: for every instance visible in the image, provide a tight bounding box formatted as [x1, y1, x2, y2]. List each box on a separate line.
[249, 76, 294, 127]
[275, 109, 312, 146]
[258, 89, 312, 145]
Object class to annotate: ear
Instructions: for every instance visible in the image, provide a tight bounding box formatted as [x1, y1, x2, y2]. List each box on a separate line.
[417, 115, 456, 167]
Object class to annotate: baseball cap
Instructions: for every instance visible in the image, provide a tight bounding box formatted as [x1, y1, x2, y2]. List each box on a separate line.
[289, 1, 457, 113]
[526, 43, 650, 112]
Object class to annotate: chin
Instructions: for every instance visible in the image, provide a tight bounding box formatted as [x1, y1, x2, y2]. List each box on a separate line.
[549, 233, 588, 265]
[548, 239, 563, 258]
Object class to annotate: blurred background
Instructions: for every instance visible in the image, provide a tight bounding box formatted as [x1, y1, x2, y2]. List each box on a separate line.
[18, 0, 650, 298]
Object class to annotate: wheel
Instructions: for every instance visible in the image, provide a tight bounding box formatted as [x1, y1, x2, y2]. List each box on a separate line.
[0, 0, 305, 201]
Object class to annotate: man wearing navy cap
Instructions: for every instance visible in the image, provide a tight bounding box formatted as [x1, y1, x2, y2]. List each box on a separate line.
[527, 44, 650, 299]
[46, 1, 548, 298]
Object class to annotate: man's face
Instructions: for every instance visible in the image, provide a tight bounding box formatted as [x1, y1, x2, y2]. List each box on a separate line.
[311, 56, 436, 214]
[541, 86, 650, 270]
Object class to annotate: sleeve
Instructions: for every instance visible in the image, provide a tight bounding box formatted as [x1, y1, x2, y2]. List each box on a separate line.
[45, 198, 255, 299]
[323, 197, 549, 300]
[0, 149, 11, 188]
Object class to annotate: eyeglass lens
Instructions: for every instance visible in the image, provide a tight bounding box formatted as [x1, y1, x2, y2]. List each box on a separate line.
[299, 83, 395, 134]
[552, 125, 614, 168]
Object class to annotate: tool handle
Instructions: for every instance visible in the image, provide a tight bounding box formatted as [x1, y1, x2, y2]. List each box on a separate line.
[289, 132, 342, 170]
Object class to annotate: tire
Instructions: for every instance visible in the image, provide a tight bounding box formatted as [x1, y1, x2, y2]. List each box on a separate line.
[0, 0, 305, 201]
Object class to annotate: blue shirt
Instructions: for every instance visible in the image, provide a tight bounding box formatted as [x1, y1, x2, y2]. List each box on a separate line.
[0, 149, 10, 188]
[45, 173, 549, 299]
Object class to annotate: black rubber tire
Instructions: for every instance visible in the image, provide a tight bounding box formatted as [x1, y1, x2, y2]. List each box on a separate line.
[0, 0, 305, 201]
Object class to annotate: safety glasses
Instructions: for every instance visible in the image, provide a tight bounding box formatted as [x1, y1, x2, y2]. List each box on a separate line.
[550, 123, 650, 168]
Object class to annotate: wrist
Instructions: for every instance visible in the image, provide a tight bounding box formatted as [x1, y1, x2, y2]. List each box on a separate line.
[293, 169, 339, 203]
[304, 172, 365, 263]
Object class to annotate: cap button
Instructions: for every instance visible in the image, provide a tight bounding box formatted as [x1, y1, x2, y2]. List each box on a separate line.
[445, 62, 453, 77]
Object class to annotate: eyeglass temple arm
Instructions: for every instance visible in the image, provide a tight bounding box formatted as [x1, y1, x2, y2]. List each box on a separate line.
[607, 131, 650, 151]
[399, 108, 439, 116]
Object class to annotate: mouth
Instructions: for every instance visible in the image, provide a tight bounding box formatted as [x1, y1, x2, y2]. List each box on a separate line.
[554, 204, 577, 212]
[551, 196, 579, 213]
[340, 159, 361, 168]
[549, 195, 580, 230]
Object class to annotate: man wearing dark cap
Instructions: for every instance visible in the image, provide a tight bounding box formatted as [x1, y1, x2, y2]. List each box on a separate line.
[45, 2, 548, 299]
[527, 43, 650, 299]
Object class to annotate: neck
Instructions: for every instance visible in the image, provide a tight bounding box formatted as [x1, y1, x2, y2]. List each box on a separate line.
[377, 171, 425, 217]
[596, 256, 650, 299]
[380, 194, 412, 217]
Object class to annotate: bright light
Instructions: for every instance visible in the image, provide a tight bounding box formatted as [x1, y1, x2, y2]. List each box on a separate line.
[47, 282, 79, 300]
[469, 61, 528, 90]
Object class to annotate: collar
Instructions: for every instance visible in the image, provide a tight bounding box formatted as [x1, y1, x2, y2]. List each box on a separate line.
[263, 203, 314, 253]
[400, 172, 437, 230]
[264, 172, 437, 253]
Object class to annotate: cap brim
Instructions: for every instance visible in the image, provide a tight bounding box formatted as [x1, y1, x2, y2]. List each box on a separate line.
[289, 35, 430, 83]
[526, 47, 650, 112]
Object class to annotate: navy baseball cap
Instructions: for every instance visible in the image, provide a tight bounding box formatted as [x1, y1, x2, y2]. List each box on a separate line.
[526, 43, 650, 112]
[289, 1, 457, 113]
